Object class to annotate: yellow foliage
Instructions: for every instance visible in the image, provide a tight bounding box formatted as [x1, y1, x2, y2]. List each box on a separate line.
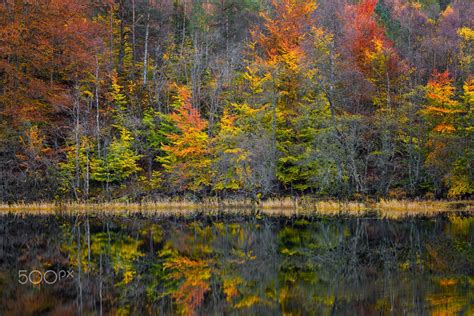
[223, 277, 243, 303]
[463, 78, 474, 106]
[234, 294, 262, 309]
[457, 27, 474, 41]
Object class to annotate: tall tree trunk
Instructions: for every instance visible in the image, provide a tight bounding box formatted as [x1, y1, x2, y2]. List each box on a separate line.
[117, 0, 126, 74]
[73, 86, 81, 200]
[143, 13, 150, 85]
[132, 0, 136, 62]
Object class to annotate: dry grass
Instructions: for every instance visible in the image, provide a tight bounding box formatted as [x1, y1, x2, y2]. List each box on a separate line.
[0, 198, 472, 218]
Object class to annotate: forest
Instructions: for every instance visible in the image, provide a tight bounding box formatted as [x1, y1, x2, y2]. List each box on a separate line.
[0, 0, 472, 202]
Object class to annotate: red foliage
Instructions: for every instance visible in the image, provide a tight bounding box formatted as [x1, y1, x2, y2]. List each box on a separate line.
[343, 0, 395, 73]
[0, 0, 105, 126]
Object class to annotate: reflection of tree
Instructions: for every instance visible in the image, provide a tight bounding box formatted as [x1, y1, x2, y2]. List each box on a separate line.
[150, 216, 474, 315]
[214, 221, 278, 312]
[1, 215, 473, 315]
[60, 217, 147, 315]
[147, 222, 216, 315]
[164, 255, 211, 315]
[276, 219, 346, 314]
[62, 220, 144, 285]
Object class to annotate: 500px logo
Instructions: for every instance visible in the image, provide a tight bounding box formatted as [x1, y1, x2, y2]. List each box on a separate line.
[18, 269, 74, 285]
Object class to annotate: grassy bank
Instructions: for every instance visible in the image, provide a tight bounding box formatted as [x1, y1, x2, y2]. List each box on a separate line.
[0, 198, 472, 218]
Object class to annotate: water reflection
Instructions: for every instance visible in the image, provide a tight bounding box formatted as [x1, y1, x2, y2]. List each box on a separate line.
[0, 213, 472, 315]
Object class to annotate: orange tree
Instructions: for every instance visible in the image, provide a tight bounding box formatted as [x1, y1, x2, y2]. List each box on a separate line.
[158, 86, 211, 193]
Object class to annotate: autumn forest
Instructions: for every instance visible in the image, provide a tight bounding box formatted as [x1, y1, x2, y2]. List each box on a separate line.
[0, 0, 473, 202]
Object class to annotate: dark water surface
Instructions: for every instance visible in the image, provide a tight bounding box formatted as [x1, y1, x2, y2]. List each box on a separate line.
[0, 212, 473, 315]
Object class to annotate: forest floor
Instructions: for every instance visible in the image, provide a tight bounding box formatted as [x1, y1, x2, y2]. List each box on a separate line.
[0, 199, 472, 218]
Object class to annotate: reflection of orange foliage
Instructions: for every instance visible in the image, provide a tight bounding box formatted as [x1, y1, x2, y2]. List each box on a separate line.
[234, 294, 263, 309]
[164, 256, 211, 316]
[427, 293, 466, 316]
[173, 279, 209, 316]
[439, 278, 458, 287]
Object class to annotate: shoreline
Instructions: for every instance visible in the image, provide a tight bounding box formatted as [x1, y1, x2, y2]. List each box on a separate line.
[1, 199, 472, 218]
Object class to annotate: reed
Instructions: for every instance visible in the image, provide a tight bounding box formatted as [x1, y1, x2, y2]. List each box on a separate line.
[0, 199, 472, 218]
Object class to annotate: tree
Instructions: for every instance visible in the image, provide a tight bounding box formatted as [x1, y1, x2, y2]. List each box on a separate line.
[1, 0, 473, 201]
[338, 0, 410, 196]
[422, 70, 472, 197]
[158, 86, 211, 193]
[59, 136, 94, 200]
[423, 70, 462, 134]
[91, 128, 141, 185]
[212, 109, 249, 192]
[0, 0, 105, 201]
[212, 103, 275, 198]
[249, 0, 326, 193]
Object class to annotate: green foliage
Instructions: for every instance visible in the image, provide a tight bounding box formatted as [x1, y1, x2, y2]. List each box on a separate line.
[447, 80, 474, 197]
[212, 103, 275, 196]
[91, 128, 142, 183]
[141, 108, 177, 153]
[212, 109, 249, 191]
[375, 0, 403, 43]
[276, 95, 335, 192]
[59, 136, 94, 198]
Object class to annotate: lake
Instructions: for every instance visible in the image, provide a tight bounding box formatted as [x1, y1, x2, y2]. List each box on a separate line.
[0, 212, 472, 315]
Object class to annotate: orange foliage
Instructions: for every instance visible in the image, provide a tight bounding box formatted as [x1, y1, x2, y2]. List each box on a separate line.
[438, 278, 458, 287]
[424, 70, 462, 134]
[0, 0, 104, 125]
[253, 0, 317, 64]
[161, 86, 211, 191]
[426, 70, 459, 110]
[16, 126, 52, 166]
[168, 87, 208, 140]
[164, 256, 211, 316]
[344, 0, 385, 61]
[164, 87, 208, 158]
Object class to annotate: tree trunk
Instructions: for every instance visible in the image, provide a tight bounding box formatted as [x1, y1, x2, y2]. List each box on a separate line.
[143, 13, 150, 85]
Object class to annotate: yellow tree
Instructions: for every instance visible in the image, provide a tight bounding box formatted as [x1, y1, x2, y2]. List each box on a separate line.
[423, 71, 472, 197]
[236, 0, 327, 193]
[424, 70, 463, 134]
[446, 78, 473, 197]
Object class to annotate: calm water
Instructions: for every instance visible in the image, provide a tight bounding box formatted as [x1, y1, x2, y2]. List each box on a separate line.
[0, 212, 473, 315]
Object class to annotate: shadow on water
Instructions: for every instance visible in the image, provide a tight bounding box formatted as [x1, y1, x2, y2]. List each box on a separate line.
[0, 212, 473, 315]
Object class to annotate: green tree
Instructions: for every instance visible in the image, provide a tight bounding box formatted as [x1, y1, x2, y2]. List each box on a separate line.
[91, 128, 141, 184]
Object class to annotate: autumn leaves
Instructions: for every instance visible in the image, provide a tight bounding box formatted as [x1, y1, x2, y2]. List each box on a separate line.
[0, 0, 472, 201]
